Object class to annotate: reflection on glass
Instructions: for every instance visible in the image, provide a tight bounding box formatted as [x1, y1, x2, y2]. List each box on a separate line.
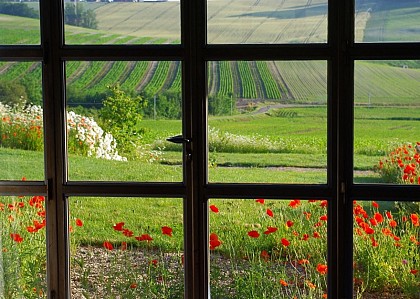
[207, 60, 327, 184]
[64, 2, 180, 45]
[207, 0, 328, 44]
[0, 195, 47, 298]
[0, 3, 40, 45]
[209, 198, 328, 298]
[353, 200, 419, 298]
[354, 60, 420, 184]
[355, 0, 420, 43]
[0, 62, 44, 181]
[65, 60, 183, 182]
[69, 197, 184, 298]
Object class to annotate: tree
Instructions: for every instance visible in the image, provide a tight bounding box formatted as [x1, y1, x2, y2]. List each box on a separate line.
[0, 81, 28, 108]
[64, 3, 97, 29]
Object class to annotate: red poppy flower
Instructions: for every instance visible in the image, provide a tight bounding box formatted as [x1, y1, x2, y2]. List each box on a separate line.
[303, 211, 311, 220]
[372, 201, 379, 208]
[306, 281, 316, 289]
[320, 215, 328, 221]
[320, 200, 328, 208]
[289, 199, 300, 208]
[369, 218, 377, 226]
[302, 234, 309, 241]
[113, 222, 125, 231]
[313, 231, 320, 238]
[209, 233, 222, 250]
[386, 211, 393, 219]
[279, 279, 288, 286]
[34, 219, 46, 230]
[209, 205, 219, 213]
[255, 199, 265, 204]
[135, 234, 153, 242]
[263, 226, 278, 234]
[38, 210, 46, 218]
[150, 259, 158, 266]
[411, 214, 419, 226]
[75, 219, 83, 227]
[18, 202, 24, 208]
[27, 226, 37, 233]
[316, 263, 328, 275]
[371, 237, 378, 247]
[281, 238, 290, 247]
[248, 230, 260, 238]
[10, 233, 23, 243]
[374, 213, 383, 223]
[410, 235, 420, 245]
[130, 283, 137, 289]
[364, 226, 374, 235]
[103, 241, 113, 250]
[286, 220, 294, 228]
[382, 228, 392, 236]
[389, 220, 397, 228]
[260, 250, 270, 261]
[123, 229, 134, 237]
[298, 259, 310, 265]
[162, 226, 173, 237]
[410, 269, 418, 275]
[266, 208, 274, 217]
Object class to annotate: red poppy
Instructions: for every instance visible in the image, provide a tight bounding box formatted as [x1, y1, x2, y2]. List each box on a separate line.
[369, 218, 377, 226]
[320, 215, 328, 221]
[123, 229, 134, 237]
[320, 200, 328, 208]
[255, 199, 265, 204]
[382, 228, 392, 236]
[298, 259, 310, 265]
[18, 202, 24, 208]
[286, 220, 294, 228]
[411, 214, 419, 226]
[162, 226, 173, 237]
[38, 210, 46, 218]
[302, 234, 309, 241]
[260, 250, 270, 261]
[281, 238, 290, 247]
[135, 234, 153, 242]
[314, 222, 323, 227]
[317, 263, 328, 275]
[389, 220, 397, 228]
[410, 235, 420, 245]
[10, 233, 23, 243]
[27, 226, 37, 233]
[279, 279, 288, 286]
[289, 199, 300, 208]
[209, 237, 222, 250]
[34, 219, 46, 230]
[113, 222, 125, 231]
[371, 237, 378, 247]
[306, 281, 316, 289]
[364, 226, 374, 235]
[266, 208, 274, 217]
[209, 205, 219, 213]
[374, 213, 383, 223]
[248, 230, 260, 238]
[386, 211, 393, 219]
[103, 241, 113, 250]
[150, 259, 158, 266]
[410, 269, 418, 275]
[263, 226, 278, 234]
[303, 211, 311, 220]
[313, 231, 320, 238]
[75, 219, 83, 227]
[130, 283, 137, 289]
[372, 201, 379, 208]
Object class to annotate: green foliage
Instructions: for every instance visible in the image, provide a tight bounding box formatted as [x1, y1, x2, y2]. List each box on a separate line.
[208, 94, 235, 116]
[99, 85, 147, 155]
[143, 91, 181, 119]
[0, 81, 28, 108]
[0, 3, 38, 18]
[64, 3, 98, 29]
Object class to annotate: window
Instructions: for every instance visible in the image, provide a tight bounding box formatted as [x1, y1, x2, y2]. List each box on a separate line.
[1, 0, 419, 298]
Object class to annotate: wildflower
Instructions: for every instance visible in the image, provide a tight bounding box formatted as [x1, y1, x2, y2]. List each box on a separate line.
[10, 233, 23, 243]
[313, 231, 321, 238]
[389, 220, 397, 228]
[75, 218, 83, 227]
[130, 283, 137, 289]
[289, 199, 300, 208]
[123, 229, 134, 237]
[411, 214, 419, 226]
[286, 220, 294, 228]
[374, 212, 383, 223]
[248, 230, 260, 238]
[209, 233, 222, 250]
[209, 205, 219, 213]
[372, 201, 379, 208]
[320, 200, 328, 207]
[113, 222, 125, 231]
[371, 237, 378, 247]
[266, 208, 274, 217]
[306, 281, 316, 289]
[255, 199, 265, 204]
[386, 211, 393, 219]
[150, 259, 158, 266]
[302, 234, 309, 241]
[410, 269, 418, 275]
[281, 238, 290, 247]
[298, 259, 310, 265]
[260, 250, 270, 261]
[263, 226, 278, 234]
[317, 263, 328, 275]
[279, 279, 288, 286]
[162, 226, 173, 237]
[135, 234, 153, 242]
[103, 241, 113, 250]
[320, 215, 328, 221]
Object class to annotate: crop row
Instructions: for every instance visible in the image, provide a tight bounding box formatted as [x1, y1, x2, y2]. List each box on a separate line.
[217, 61, 234, 97]
[237, 61, 258, 99]
[143, 61, 170, 96]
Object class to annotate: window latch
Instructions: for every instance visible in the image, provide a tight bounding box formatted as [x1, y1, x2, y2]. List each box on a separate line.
[166, 135, 191, 144]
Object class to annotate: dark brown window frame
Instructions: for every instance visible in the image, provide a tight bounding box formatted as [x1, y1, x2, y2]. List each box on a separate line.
[0, 0, 419, 298]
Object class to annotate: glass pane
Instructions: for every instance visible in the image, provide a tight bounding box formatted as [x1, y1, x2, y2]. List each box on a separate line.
[0, 2, 40, 45]
[64, 2, 180, 45]
[355, 0, 420, 43]
[69, 197, 184, 298]
[207, 0, 328, 44]
[353, 200, 419, 298]
[65, 60, 183, 182]
[354, 60, 420, 184]
[209, 198, 328, 298]
[0, 62, 44, 181]
[207, 60, 327, 184]
[0, 195, 47, 298]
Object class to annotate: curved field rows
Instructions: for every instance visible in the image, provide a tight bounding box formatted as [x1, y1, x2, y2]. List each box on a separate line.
[230, 61, 242, 98]
[162, 61, 180, 91]
[137, 61, 158, 92]
[168, 62, 182, 93]
[249, 61, 266, 99]
[217, 61, 234, 98]
[120, 61, 149, 92]
[143, 61, 170, 95]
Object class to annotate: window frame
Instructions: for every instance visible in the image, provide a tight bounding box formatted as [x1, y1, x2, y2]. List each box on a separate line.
[0, 0, 419, 298]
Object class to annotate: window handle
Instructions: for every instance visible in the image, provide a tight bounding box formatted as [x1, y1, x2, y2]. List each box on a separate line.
[166, 135, 191, 144]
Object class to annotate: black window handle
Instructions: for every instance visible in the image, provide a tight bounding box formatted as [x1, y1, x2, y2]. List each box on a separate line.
[166, 135, 191, 144]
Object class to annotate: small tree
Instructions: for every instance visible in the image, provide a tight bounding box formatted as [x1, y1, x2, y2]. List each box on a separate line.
[0, 81, 27, 108]
[99, 85, 147, 155]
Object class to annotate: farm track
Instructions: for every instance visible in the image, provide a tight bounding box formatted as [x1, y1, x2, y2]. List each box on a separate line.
[267, 61, 293, 100]
[137, 61, 157, 91]
[207, 0, 235, 21]
[0, 62, 15, 75]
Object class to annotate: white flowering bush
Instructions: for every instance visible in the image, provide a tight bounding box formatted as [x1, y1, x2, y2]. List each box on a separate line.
[0, 102, 126, 161]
